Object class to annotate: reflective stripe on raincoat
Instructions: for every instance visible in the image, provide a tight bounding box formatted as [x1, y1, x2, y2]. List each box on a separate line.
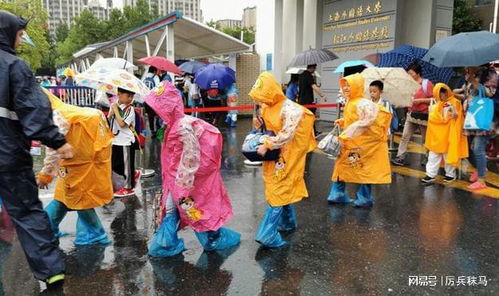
[332, 73, 391, 184]
[249, 72, 316, 207]
[425, 83, 468, 167]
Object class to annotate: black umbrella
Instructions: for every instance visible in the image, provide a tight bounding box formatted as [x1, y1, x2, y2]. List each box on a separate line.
[288, 48, 338, 68]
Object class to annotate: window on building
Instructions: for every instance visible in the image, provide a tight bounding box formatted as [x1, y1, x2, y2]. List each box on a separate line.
[476, 0, 492, 5]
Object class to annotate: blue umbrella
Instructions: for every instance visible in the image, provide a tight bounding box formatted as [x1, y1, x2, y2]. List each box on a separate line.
[422, 31, 499, 67]
[194, 64, 236, 90]
[334, 60, 374, 73]
[179, 61, 206, 74]
[379, 45, 453, 84]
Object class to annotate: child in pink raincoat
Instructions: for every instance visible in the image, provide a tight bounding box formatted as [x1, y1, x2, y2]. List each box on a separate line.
[145, 81, 240, 257]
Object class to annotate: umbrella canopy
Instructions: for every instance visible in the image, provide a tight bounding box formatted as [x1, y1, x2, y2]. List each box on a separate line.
[62, 68, 76, 77]
[288, 48, 338, 68]
[75, 68, 150, 96]
[379, 45, 453, 84]
[361, 67, 421, 108]
[194, 64, 235, 90]
[138, 56, 182, 74]
[334, 60, 374, 73]
[179, 61, 206, 74]
[88, 58, 137, 72]
[422, 31, 499, 67]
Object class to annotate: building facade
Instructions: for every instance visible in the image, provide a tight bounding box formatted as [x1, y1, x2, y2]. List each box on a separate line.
[123, 0, 203, 22]
[216, 19, 242, 29]
[468, 0, 499, 31]
[256, 0, 454, 120]
[242, 6, 256, 28]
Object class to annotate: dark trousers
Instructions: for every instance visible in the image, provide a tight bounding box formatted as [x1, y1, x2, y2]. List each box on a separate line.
[0, 170, 65, 280]
[112, 145, 136, 189]
[144, 103, 158, 133]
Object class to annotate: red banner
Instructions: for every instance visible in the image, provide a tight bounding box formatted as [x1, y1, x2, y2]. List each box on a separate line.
[184, 103, 339, 113]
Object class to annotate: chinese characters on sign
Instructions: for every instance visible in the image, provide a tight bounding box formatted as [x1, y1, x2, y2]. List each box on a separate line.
[408, 276, 488, 287]
[332, 26, 389, 45]
[328, 1, 383, 23]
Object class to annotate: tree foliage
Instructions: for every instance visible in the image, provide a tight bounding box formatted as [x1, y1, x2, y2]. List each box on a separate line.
[207, 21, 256, 45]
[0, 0, 50, 71]
[453, 0, 483, 34]
[55, 22, 69, 43]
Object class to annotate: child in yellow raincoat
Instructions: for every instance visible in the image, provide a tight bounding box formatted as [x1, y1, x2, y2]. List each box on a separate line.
[249, 72, 316, 247]
[37, 89, 114, 245]
[328, 73, 392, 208]
[421, 83, 468, 184]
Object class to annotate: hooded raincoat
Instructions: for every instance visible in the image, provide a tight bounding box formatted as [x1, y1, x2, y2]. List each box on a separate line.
[37, 89, 114, 210]
[249, 72, 316, 207]
[333, 73, 391, 184]
[145, 81, 233, 232]
[425, 83, 468, 167]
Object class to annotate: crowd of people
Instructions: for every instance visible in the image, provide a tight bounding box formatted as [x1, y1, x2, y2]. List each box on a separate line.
[1, 9, 498, 293]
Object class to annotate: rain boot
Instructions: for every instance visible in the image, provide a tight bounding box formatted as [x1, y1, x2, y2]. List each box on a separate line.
[255, 206, 288, 248]
[44, 200, 69, 238]
[195, 227, 241, 252]
[277, 204, 297, 232]
[148, 212, 185, 257]
[74, 209, 111, 245]
[327, 182, 353, 204]
[353, 184, 373, 208]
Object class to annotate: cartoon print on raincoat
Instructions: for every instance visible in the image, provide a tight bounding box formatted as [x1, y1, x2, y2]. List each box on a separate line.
[249, 72, 317, 207]
[333, 73, 392, 184]
[425, 83, 468, 167]
[144, 81, 234, 232]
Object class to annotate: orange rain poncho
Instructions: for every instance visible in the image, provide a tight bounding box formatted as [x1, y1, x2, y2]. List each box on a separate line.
[332, 73, 391, 184]
[424, 83, 468, 167]
[249, 72, 316, 206]
[38, 89, 114, 210]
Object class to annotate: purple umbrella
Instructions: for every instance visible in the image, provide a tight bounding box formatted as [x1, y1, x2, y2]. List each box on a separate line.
[194, 64, 235, 90]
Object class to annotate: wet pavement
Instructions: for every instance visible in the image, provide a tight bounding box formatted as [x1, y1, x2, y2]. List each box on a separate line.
[1, 118, 498, 295]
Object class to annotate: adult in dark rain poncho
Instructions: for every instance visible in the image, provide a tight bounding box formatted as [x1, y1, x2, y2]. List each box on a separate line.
[0, 10, 73, 287]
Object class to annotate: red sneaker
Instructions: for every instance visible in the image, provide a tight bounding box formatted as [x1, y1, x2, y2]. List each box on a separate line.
[114, 188, 136, 198]
[467, 181, 487, 191]
[469, 172, 478, 183]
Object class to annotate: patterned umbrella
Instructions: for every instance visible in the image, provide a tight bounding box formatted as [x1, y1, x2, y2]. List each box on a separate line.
[288, 48, 338, 67]
[379, 45, 453, 84]
[75, 68, 150, 96]
[88, 58, 137, 71]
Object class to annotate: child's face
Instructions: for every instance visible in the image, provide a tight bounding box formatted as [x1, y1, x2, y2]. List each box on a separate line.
[440, 91, 448, 101]
[117, 92, 133, 104]
[341, 81, 351, 97]
[369, 86, 382, 101]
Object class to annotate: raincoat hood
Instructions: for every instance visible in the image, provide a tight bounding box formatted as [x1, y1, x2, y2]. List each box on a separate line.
[0, 10, 28, 54]
[145, 81, 184, 129]
[249, 72, 286, 106]
[432, 82, 454, 102]
[340, 73, 365, 101]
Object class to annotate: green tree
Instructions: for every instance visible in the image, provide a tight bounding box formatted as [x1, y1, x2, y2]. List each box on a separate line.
[221, 26, 255, 44]
[0, 0, 50, 71]
[38, 30, 57, 75]
[453, 0, 482, 34]
[55, 22, 69, 43]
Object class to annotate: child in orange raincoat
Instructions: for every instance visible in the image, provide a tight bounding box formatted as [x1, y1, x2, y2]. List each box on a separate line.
[249, 72, 316, 247]
[421, 83, 468, 184]
[328, 73, 392, 208]
[37, 89, 114, 245]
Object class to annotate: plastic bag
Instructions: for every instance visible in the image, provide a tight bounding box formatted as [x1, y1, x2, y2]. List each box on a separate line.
[318, 126, 342, 157]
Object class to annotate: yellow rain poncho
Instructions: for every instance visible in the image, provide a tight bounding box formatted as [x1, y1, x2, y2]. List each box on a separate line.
[38, 89, 114, 210]
[424, 83, 468, 167]
[333, 73, 391, 184]
[249, 72, 316, 206]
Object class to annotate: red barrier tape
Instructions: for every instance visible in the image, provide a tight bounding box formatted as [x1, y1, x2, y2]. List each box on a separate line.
[184, 103, 339, 113]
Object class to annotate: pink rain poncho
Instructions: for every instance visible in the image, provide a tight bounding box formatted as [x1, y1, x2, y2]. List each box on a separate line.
[145, 81, 233, 232]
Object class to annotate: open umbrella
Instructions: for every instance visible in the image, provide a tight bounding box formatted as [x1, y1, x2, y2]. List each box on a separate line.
[88, 58, 137, 72]
[361, 67, 421, 108]
[422, 31, 499, 67]
[194, 64, 235, 90]
[179, 61, 205, 74]
[138, 56, 182, 75]
[75, 68, 150, 96]
[379, 45, 453, 84]
[288, 48, 338, 67]
[334, 60, 374, 73]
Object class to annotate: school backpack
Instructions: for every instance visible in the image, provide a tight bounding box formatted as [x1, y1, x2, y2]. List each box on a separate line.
[144, 76, 156, 90]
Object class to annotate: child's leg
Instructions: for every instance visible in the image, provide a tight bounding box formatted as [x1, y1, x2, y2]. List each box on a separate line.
[443, 154, 457, 178]
[255, 205, 287, 248]
[277, 204, 297, 232]
[123, 145, 135, 189]
[44, 200, 69, 238]
[112, 145, 126, 180]
[74, 209, 111, 245]
[327, 181, 353, 203]
[353, 184, 373, 208]
[425, 151, 442, 178]
[148, 193, 185, 257]
[195, 227, 241, 251]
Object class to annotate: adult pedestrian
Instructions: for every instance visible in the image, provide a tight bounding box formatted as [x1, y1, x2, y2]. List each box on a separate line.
[392, 62, 434, 166]
[0, 10, 73, 287]
[298, 64, 327, 112]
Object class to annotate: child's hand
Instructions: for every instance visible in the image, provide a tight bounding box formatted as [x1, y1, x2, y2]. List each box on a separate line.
[257, 144, 268, 156]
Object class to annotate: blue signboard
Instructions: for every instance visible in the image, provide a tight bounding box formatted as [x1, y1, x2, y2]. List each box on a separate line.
[266, 53, 273, 71]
